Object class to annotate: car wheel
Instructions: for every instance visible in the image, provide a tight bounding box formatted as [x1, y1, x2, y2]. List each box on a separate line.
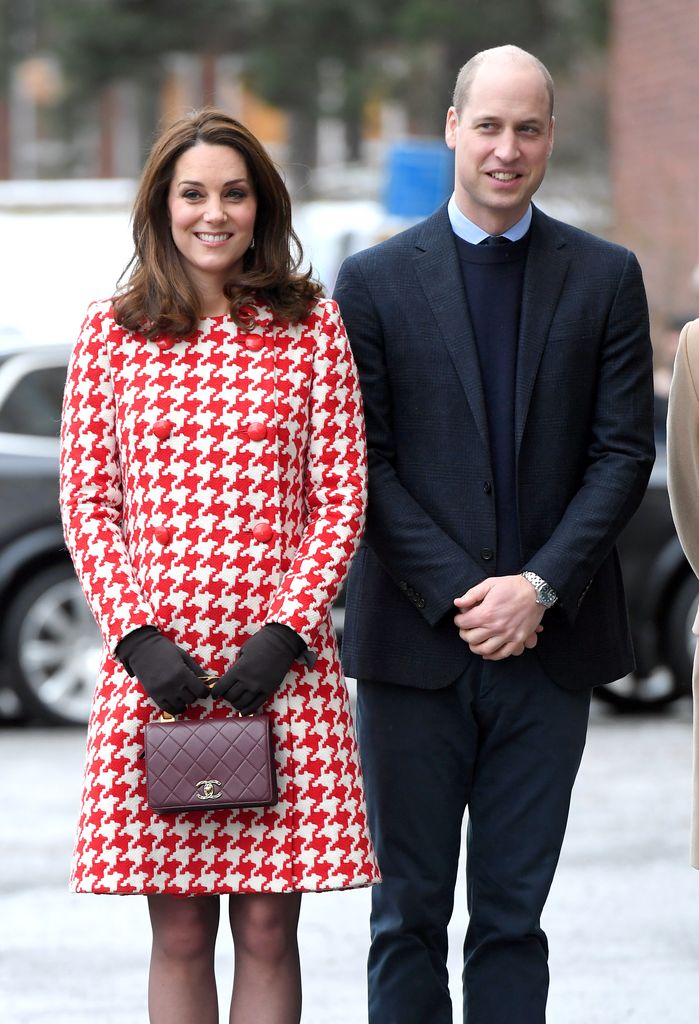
[595, 572, 699, 711]
[664, 572, 699, 697]
[2, 562, 101, 725]
[594, 668, 687, 710]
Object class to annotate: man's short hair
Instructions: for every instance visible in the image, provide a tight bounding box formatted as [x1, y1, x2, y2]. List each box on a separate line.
[452, 45, 554, 118]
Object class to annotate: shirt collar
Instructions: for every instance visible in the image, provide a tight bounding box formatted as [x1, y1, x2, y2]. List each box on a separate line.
[447, 195, 532, 244]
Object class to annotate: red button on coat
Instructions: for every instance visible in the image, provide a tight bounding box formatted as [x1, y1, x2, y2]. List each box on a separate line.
[247, 421, 267, 442]
[155, 337, 174, 351]
[152, 419, 173, 440]
[244, 335, 264, 352]
[154, 527, 172, 546]
[252, 521, 273, 543]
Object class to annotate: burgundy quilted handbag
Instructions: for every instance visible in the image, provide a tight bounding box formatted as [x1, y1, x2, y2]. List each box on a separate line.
[144, 714, 278, 813]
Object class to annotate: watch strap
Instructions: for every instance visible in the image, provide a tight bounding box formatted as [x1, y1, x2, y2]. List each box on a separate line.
[521, 570, 558, 608]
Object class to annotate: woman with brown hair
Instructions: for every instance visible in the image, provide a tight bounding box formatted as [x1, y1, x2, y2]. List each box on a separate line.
[60, 108, 378, 1024]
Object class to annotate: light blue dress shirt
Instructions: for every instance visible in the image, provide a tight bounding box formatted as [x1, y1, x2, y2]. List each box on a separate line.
[447, 195, 532, 244]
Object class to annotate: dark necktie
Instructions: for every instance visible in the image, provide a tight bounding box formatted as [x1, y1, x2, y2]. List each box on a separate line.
[479, 234, 512, 246]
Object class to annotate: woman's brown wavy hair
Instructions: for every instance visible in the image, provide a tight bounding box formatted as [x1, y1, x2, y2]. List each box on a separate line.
[113, 108, 322, 338]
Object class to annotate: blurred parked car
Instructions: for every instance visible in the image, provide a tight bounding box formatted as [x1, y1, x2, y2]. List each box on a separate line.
[602, 446, 699, 709]
[0, 340, 101, 724]
[0, 340, 696, 723]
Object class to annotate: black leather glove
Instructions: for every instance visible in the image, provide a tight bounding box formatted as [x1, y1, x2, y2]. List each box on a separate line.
[116, 625, 209, 716]
[213, 622, 306, 715]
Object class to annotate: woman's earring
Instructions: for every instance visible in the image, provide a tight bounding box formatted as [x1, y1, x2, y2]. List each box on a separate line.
[248, 237, 255, 251]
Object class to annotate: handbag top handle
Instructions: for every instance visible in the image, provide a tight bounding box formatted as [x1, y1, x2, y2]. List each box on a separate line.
[158, 675, 218, 723]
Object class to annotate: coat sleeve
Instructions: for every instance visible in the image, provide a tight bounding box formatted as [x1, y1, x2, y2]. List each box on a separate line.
[264, 300, 367, 649]
[59, 303, 156, 653]
[668, 320, 699, 586]
[520, 250, 656, 620]
[334, 255, 488, 627]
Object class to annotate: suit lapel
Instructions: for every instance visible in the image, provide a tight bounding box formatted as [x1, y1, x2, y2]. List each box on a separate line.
[412, 207, 490, 452]
[515, 208, 571, 455]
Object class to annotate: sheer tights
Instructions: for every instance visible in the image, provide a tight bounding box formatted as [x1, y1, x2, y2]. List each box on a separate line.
[147, 892, 302, 1024]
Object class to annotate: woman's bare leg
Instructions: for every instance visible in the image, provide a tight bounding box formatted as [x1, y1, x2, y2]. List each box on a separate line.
[147, 894, 220, 1024]
[228, 892, 302, 1024]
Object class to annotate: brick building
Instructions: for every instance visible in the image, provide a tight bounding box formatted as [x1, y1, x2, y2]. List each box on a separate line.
[611, 0, 699, 330]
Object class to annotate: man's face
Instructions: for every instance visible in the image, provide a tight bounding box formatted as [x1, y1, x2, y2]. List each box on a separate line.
[445, 57, 554, 234]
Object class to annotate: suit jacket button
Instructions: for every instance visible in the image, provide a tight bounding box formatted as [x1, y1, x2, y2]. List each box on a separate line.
[155, 527, 172, 546]
[252, 521, 274, 543]
[244, 335, 265, 352]
[152, 419, 173, 440]
[483, 481, 492, 494]
[480, 547, 494, 561]
[247, 421, 268, 442]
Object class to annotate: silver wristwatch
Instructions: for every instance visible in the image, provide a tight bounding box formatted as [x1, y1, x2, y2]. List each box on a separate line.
[521, 571, 558, 608]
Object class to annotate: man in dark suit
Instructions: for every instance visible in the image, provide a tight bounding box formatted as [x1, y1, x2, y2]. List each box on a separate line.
[333, 45, 655, 1024]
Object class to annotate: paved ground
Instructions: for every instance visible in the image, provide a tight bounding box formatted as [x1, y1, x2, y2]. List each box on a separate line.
[2, 697, 698, 1023]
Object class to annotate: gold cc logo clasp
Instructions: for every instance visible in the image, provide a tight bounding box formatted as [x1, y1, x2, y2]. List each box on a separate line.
[195, 779, 223, 801]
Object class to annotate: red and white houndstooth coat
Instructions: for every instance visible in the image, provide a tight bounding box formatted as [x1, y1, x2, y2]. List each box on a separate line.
[60, 296, 380, 895]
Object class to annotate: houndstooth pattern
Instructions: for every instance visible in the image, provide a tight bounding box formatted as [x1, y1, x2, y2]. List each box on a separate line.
[60, 297, 379, 894]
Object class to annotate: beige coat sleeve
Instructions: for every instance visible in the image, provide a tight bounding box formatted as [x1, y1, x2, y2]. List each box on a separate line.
[667, 318, 699, 867]
[667, 318, 699, 634]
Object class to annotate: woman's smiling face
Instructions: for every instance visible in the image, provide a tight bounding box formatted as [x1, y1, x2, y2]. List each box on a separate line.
[167, 142, 257, 302]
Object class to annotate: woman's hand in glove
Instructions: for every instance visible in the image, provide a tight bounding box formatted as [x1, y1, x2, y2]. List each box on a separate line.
[116, 625, 210, 716]
[213, 623, 306, 715]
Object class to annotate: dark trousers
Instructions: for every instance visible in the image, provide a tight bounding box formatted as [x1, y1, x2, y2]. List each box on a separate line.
[357, 652, 591, 1024]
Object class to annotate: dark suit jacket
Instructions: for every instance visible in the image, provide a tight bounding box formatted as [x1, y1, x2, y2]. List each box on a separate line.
[333, 204, 655, 691]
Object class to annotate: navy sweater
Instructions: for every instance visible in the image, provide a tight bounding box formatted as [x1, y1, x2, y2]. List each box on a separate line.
[455, 233, 529, 575]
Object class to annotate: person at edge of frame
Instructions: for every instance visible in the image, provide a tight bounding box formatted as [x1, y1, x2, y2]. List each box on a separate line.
[333, 44, 655, 1024]
[59, 108, 379, 1024]
[667, 319, 699, 869]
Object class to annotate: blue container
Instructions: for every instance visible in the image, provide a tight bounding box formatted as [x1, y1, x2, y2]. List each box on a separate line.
[383, 141, 454, 219]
